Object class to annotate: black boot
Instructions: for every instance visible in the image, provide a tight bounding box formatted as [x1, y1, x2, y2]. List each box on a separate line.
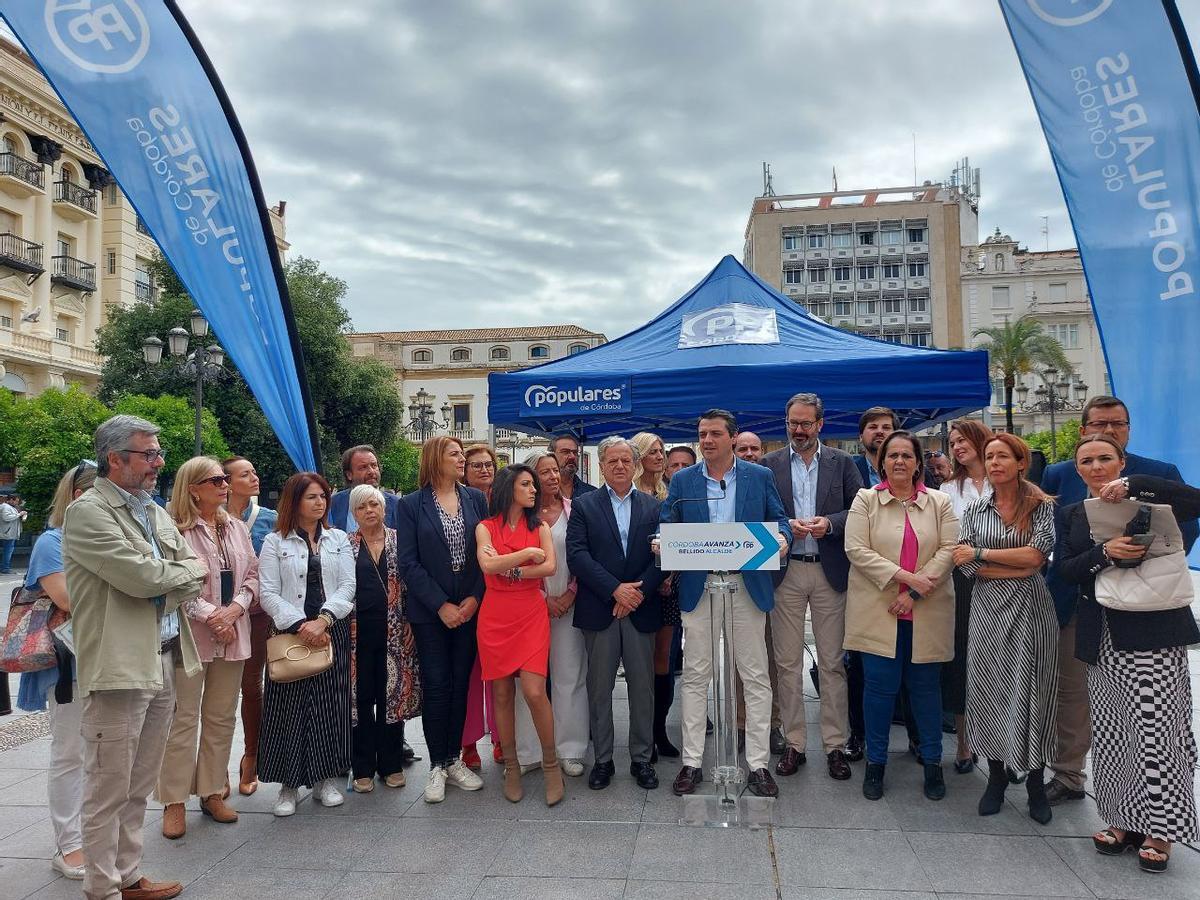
[863, 763, 885, 801]
[653, 674, 680, 760]
[923, 763, 945, 801]
[978, 759, 1008, 816]
[1026, 767, 1052, 824]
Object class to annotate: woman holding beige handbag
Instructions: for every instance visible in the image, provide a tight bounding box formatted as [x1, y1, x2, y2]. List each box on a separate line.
[257, 472, 356, 817]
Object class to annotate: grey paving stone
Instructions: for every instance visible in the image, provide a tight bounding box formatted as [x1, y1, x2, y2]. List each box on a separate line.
[0, 739, 52, 770]
[0, 772, 49, 806]
[0, 817, 55, 859]
[329, 871, 482, 899]
[0, 856, 59, 900]
[773, 827, 932, 892]
[906, 831, 1092, 896]
[1026, 791, 1107, 837]
[139, 809, 274, 884]
[487, 821, 638, 879]
[220, 814, 391, 871]
[0, 806, 47, 841]
[883, 760, 1037, 836]
[770, 766, 903, 831]
[0, 769, 41, 790]
[780, 891, 937, 900]
[354, 817, 510, 874]
[629, 823, 773, 884]
[627, 878, 778, 900]
[473, 875, 625, 899]
[18, 877, 78, 900]
[177, 865, 344, 900]
[1047, 834, 1200, 900]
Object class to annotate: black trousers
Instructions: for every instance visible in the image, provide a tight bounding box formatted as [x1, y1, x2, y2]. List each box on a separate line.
[412, 615, 478, 768]
[352, 617, 405, 779]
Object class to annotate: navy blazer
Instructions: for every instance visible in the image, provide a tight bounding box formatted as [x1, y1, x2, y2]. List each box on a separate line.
[762, 444, 863, 593]
[568, 474, 598, 497]
[329, 487, 401, 532]
[1043, 451, 1198, 624]
[395, 484, 488, 625]
[659, 458, 791, 613]
[566, 486, 664, 634]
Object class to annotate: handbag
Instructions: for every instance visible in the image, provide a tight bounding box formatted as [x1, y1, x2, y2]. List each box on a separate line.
[266, 632, 333, 683]
[1, 584, 69, 673]
[1095, 551, 1194, 612]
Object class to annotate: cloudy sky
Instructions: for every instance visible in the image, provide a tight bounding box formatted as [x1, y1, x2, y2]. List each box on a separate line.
[168, 0, 1200, 339]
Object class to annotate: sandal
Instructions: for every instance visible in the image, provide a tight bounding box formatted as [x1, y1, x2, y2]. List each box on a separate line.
[1092, 828, 1143, 856]
[1138, 841, 1169, 873]
[953, 753, 978, 775]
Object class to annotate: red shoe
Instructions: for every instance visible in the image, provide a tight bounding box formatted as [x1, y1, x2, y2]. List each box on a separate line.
[461, 744, 482, 771]
[492, 741, 504, 764]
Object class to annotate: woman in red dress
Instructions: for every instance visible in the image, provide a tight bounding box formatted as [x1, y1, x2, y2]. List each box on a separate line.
[474, 464, 562, 806]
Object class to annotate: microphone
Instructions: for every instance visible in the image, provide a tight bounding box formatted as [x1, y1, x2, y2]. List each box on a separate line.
[669, 479, 727, 514]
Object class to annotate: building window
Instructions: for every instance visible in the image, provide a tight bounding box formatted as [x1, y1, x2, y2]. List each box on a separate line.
[808, 301, 830, 318]
[881, 229, 902, 245]
[784, 268, 804, 285]
[808, 268, 827, 283]
[105, 183, 118, 205]
[568, 343, 588, 355]
[907, 227, 926, 243]
[412, 348, 432, 362]
[907, 262, 927, 278]
[57, 235, 72, 258]
[834, 300, 853, 316]
[909, 297, 928, 313]
[807, 233, 825, 249]
[882, 263, 902, 279]
[490, 346, 509, 361]
[0, 315, 10, 328]
[107, 249, 117, 275]
[883, 298, 904, 314]
[59, 163, 76, 184]
[833, 266, 852, 281]
[1047, 323, 1079, 349]
[452, 403, 470, 430]
[857, 300, 877, 315]
[857, 231, 875, 246]
[994, 253, 1005, 272]
[831, 232, 852, 248]
[991, 286, 1011, 309]
[56, 327, 69, 341]
[908, 330, 932, 347]
[1049, 282, 1068, 302]
[450, 347, 471, 362]
[529, 345, 549, 359]
[882, 333, 904, 344]
[135, 265, 152, 301]
[782, 234, 802, 251]
[857, 265, 876, 280]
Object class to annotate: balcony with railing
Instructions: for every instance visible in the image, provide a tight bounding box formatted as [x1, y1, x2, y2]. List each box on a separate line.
[51, 255, 97, 292]
[0, 233, 43, 275]
[134, 280, 154, 301]
[0, 152, 44, 197]
[53, 179, 97, 220]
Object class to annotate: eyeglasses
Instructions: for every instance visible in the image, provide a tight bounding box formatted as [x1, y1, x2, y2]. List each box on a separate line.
[468, 461, 495, 471]
[1083, 419, 1130, 432]
[194, 474, 232, 487]
[924, 450, 945, 459]
[121, 448, 166, 462]
[787, 420, 819, 431]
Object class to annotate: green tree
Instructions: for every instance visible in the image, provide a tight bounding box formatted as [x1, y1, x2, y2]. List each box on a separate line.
[972, 315, 1072, 433]
[95, 255, 404, 495]
[1024, 419, 1082, 465]
[378, 439, 421, 494]
[113, 394, 229, 478]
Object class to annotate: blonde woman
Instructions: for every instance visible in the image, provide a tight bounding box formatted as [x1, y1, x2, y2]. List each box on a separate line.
[157, 457, 259, 838]
[16, 463, 97, 880]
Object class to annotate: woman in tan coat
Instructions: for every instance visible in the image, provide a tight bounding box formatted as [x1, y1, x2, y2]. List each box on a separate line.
[845, 431, 958, 804]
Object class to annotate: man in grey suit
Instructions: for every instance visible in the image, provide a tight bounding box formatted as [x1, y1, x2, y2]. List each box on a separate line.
[761, 392, 863, 781]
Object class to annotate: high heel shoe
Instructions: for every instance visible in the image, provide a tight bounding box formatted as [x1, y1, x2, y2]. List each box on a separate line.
[953, 753, 978, 775]
[238, 754, 258, 796]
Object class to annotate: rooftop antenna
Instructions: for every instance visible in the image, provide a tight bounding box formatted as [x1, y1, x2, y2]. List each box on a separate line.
[1041, 215, 1050, 250]
[762, 162, 776, 197]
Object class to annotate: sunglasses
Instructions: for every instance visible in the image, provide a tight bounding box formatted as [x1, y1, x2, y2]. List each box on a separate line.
[195, 474, 232, 487]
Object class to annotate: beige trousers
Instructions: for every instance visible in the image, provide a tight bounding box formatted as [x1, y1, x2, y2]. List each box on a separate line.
[735, 616, 781, 731]
[157, 657, 245, 803]
[1050, 616, 1091, 790]
[771, 561, 848, 753]
[81, 651, 175, 900]
[680, 574, 772, 771]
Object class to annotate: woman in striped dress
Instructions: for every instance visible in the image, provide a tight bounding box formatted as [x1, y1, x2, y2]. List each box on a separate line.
[953, 433, 1058, 825]
[257, 472, 356, 817]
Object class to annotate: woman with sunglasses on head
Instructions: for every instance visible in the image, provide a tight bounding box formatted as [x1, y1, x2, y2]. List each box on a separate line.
[1057, 435, 1199, 873]
[157, 457, 260, 838]
[16, 462, 97, 880]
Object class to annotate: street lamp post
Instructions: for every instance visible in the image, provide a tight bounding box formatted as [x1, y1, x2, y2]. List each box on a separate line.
[1014, 366, 1087, 460]
[142, 311, 225, 456]
[406, 387, 451, 443]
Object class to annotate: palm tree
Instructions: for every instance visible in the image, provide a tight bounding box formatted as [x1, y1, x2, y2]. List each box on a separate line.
[973, 315, 1072, 433]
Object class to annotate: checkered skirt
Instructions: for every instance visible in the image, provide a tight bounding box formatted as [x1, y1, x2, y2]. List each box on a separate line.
[1088, 622, 1197, 842]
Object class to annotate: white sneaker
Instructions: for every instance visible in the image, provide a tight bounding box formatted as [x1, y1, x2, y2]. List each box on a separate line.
[274, 785, 298, 817]
[315, 778, 344, 807]
[445, 758, 484, 791]
[424, 767, 447, 803]
[51, 851, 84, 880]
[561, 758, 585, 777]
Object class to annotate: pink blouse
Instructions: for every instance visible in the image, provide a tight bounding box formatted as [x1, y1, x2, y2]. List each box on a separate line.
[180, 515, 260, 662]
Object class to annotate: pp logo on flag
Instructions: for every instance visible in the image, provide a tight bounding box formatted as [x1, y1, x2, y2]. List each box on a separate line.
[1026, 0, 1113, 27]
[46, 0, 150, 74]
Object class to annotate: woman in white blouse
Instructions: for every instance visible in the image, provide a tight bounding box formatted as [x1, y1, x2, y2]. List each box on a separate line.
[936, 419, 993, 774]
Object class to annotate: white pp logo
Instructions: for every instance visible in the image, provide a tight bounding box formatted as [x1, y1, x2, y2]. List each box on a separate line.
[46, 0, 150, 74]
[1026, 0, 1114, 27]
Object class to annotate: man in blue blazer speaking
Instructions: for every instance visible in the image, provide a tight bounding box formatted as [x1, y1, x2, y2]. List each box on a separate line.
[660, 409, 791, 798]
[1041, 395, 1198, 807]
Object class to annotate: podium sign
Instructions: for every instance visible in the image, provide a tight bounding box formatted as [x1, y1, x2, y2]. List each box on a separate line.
[660, 523, 781, 572]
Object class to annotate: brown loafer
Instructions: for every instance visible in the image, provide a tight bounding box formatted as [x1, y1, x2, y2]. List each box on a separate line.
[352, 777, 375, 793]
[827, 749, 852, 781]
[775, 747, 807, 776]
[120, 877, 183, 900]
[160, 803, 185, 840]
[672, 765, 703, 796]
[200, 794, 238, 824]
[383, 771, 406, 789]
[747, 768, 779, 798]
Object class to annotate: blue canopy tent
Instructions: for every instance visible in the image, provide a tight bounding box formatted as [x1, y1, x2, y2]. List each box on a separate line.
[488, 255, 991, 440]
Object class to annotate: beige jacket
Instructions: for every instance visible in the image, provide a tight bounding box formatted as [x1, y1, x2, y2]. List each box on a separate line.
[844, 485, 959, 664]
[63, 478, 208, 695]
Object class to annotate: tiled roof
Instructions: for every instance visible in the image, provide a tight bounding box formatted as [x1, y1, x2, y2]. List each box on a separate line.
[350, 325, 604, 342]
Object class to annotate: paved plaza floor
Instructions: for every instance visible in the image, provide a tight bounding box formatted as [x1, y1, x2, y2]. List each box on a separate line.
[0, 569, 1197, 899]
